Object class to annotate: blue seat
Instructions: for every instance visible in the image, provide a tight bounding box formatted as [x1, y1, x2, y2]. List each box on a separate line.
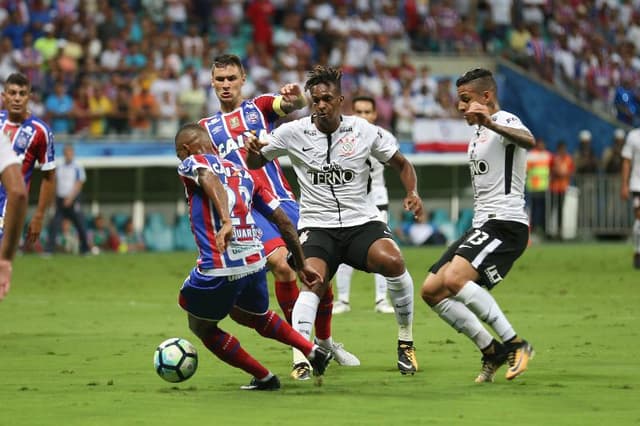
[143, 213, 175, 252]
[174, 214, 197, 251]
[111, 213, 130, 234]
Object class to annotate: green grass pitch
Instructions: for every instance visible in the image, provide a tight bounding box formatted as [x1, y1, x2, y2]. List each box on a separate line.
[1, 244, 638, 425]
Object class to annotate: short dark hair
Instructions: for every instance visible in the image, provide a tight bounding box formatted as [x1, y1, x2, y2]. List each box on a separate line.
[175, 122, 206, 143]
[305, 65, 342, 93]
[352, 95, 376, 110]
[455, 68, 496, 93]
[4, 72, 30, 89]
[212, 53, 244, 74]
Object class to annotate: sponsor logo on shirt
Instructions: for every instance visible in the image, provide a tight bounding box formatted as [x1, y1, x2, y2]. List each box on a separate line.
[308, 162, 355, 185]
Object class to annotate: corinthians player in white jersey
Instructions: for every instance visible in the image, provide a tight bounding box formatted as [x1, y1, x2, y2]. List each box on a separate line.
[420, 68, 535, 383]
[621, 128, 640, 268]
[245, 66, 424, 375]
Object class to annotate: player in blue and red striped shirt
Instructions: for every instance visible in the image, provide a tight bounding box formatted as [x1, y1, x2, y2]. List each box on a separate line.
[199, 54, 359, 379]
[0, 73, 56, 246]
[174, 123, 331, 390]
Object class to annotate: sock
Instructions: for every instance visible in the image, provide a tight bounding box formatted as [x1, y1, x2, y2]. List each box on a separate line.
[454, 281, 516, 342]
[201, 326, 269, 379]
[335, 264, 353, 303]
[386, 270, 414, 342]
[633, 219, 640, 254]
[374, 273, 388, 303]
[274, 280, 299, 324]
[243, 310, 314, 356]
[314, 286, 333, 340]
[291, 291, 320, 341]
[432, 298, 494, 350]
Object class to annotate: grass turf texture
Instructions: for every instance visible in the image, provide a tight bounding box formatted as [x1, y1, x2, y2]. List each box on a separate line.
[1, 244, 638, 425]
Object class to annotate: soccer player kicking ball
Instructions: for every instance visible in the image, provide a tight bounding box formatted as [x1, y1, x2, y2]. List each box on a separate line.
[174, 124, 332, 390]
[245, 66, 423, 375]
[420, 68, 535, 383]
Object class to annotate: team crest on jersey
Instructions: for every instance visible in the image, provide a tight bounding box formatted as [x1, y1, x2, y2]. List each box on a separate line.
[229, 116, 240, 128]
[14, 128, 32, 149]
[337, 135, 356, 156]
[246, 111, 260, 124]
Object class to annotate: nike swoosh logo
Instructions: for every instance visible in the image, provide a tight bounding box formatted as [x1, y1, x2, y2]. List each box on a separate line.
[459, 244, 472, 249]
[302, 147, 313, 152]
[395, 302, 410, 308]
[297, 321, 313, 325]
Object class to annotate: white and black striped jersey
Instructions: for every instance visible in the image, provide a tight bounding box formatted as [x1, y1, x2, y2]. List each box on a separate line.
[368, 126, 396, 208]
[622, 128, 640, 192]
[261, 115, 398, 228]
[468, 110, 531, 228]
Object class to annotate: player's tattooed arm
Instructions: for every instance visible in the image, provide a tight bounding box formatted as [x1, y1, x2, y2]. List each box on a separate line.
[269, 207, 322, 288]
[198, 168, 232, 252]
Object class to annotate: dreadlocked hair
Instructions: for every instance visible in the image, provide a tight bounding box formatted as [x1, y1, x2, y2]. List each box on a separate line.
[304, 65, 342, 93]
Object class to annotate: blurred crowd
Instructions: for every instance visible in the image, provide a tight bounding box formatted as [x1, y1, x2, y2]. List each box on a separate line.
[3, 0, 640, 141]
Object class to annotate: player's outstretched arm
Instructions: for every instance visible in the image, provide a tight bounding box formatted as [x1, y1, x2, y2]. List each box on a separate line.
[268, 207, 322, 289]
[198, 168, 232, 252]
[0, 163, 28, 301]
[243, 132, 269, 169]
[279, 83, 307, 113]
[387, 152, 424, 219]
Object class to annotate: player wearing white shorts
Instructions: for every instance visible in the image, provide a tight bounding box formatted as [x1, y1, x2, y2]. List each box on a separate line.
[420, 68, 536, 383]
[621, 128, 640, 268]
[334, 95, 395, 315]
[245, 66, 424, 375]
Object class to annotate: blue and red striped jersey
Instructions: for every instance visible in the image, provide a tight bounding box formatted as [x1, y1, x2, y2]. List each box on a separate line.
[178, 153, 281, 276]
[198, 94, 295, 203]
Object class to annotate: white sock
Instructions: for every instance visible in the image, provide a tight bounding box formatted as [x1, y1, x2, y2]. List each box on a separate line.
[292, 348, 307, 365]
[633, 219, 640, 253]
[374, 273, 388, 303]
[315, 336, 333, 349]
[432, 298, 494, 350]
[291, 291, 320, 341]
[386, 270, 414, 342]
[454, 281, 516, 342]
[335, 264, 353, 303]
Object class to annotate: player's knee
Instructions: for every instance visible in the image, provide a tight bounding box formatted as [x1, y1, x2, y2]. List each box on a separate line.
[372, 252, 405, 277]
[188, 317, 217, 339]
[442, 269, 467, 295]
[421, 276, 444, 306]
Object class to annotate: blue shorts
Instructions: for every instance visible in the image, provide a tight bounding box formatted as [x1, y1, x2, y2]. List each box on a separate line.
[252, 200, 300, 256]
[178, 267, 269, 321]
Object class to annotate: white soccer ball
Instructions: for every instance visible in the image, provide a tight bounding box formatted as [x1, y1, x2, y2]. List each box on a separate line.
[153, 337, 198, 383]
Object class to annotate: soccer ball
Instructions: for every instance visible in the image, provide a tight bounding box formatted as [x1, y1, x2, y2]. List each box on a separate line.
[153, 338, 198, 383]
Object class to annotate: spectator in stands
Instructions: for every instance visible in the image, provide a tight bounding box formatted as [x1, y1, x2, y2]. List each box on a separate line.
[90, 214, 120, 253]
[621, 125, 640, 269]
[107, 84, 132, 135]
[603, 128, 627, 174]
[574, 130, 599, 175]
[549, 141, 575, 240]
[44, 81, 74, 135]
[526, 138, 552, 238]
[87, 81, 112, 137]
[393, 85, 417, 142]
[406, 211, 447, 246]
[0, 37, 19, 81]
[119, 218, 146, 253]
[129, 79, 158, 138]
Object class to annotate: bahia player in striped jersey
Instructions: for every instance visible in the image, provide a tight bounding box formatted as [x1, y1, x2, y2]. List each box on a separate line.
[421, 68, 535, 383]
[199, 54, 358, 381]
[174, 124, 332, 390]
[245, 66, 424, 375]
[0, 72, 56, 247]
